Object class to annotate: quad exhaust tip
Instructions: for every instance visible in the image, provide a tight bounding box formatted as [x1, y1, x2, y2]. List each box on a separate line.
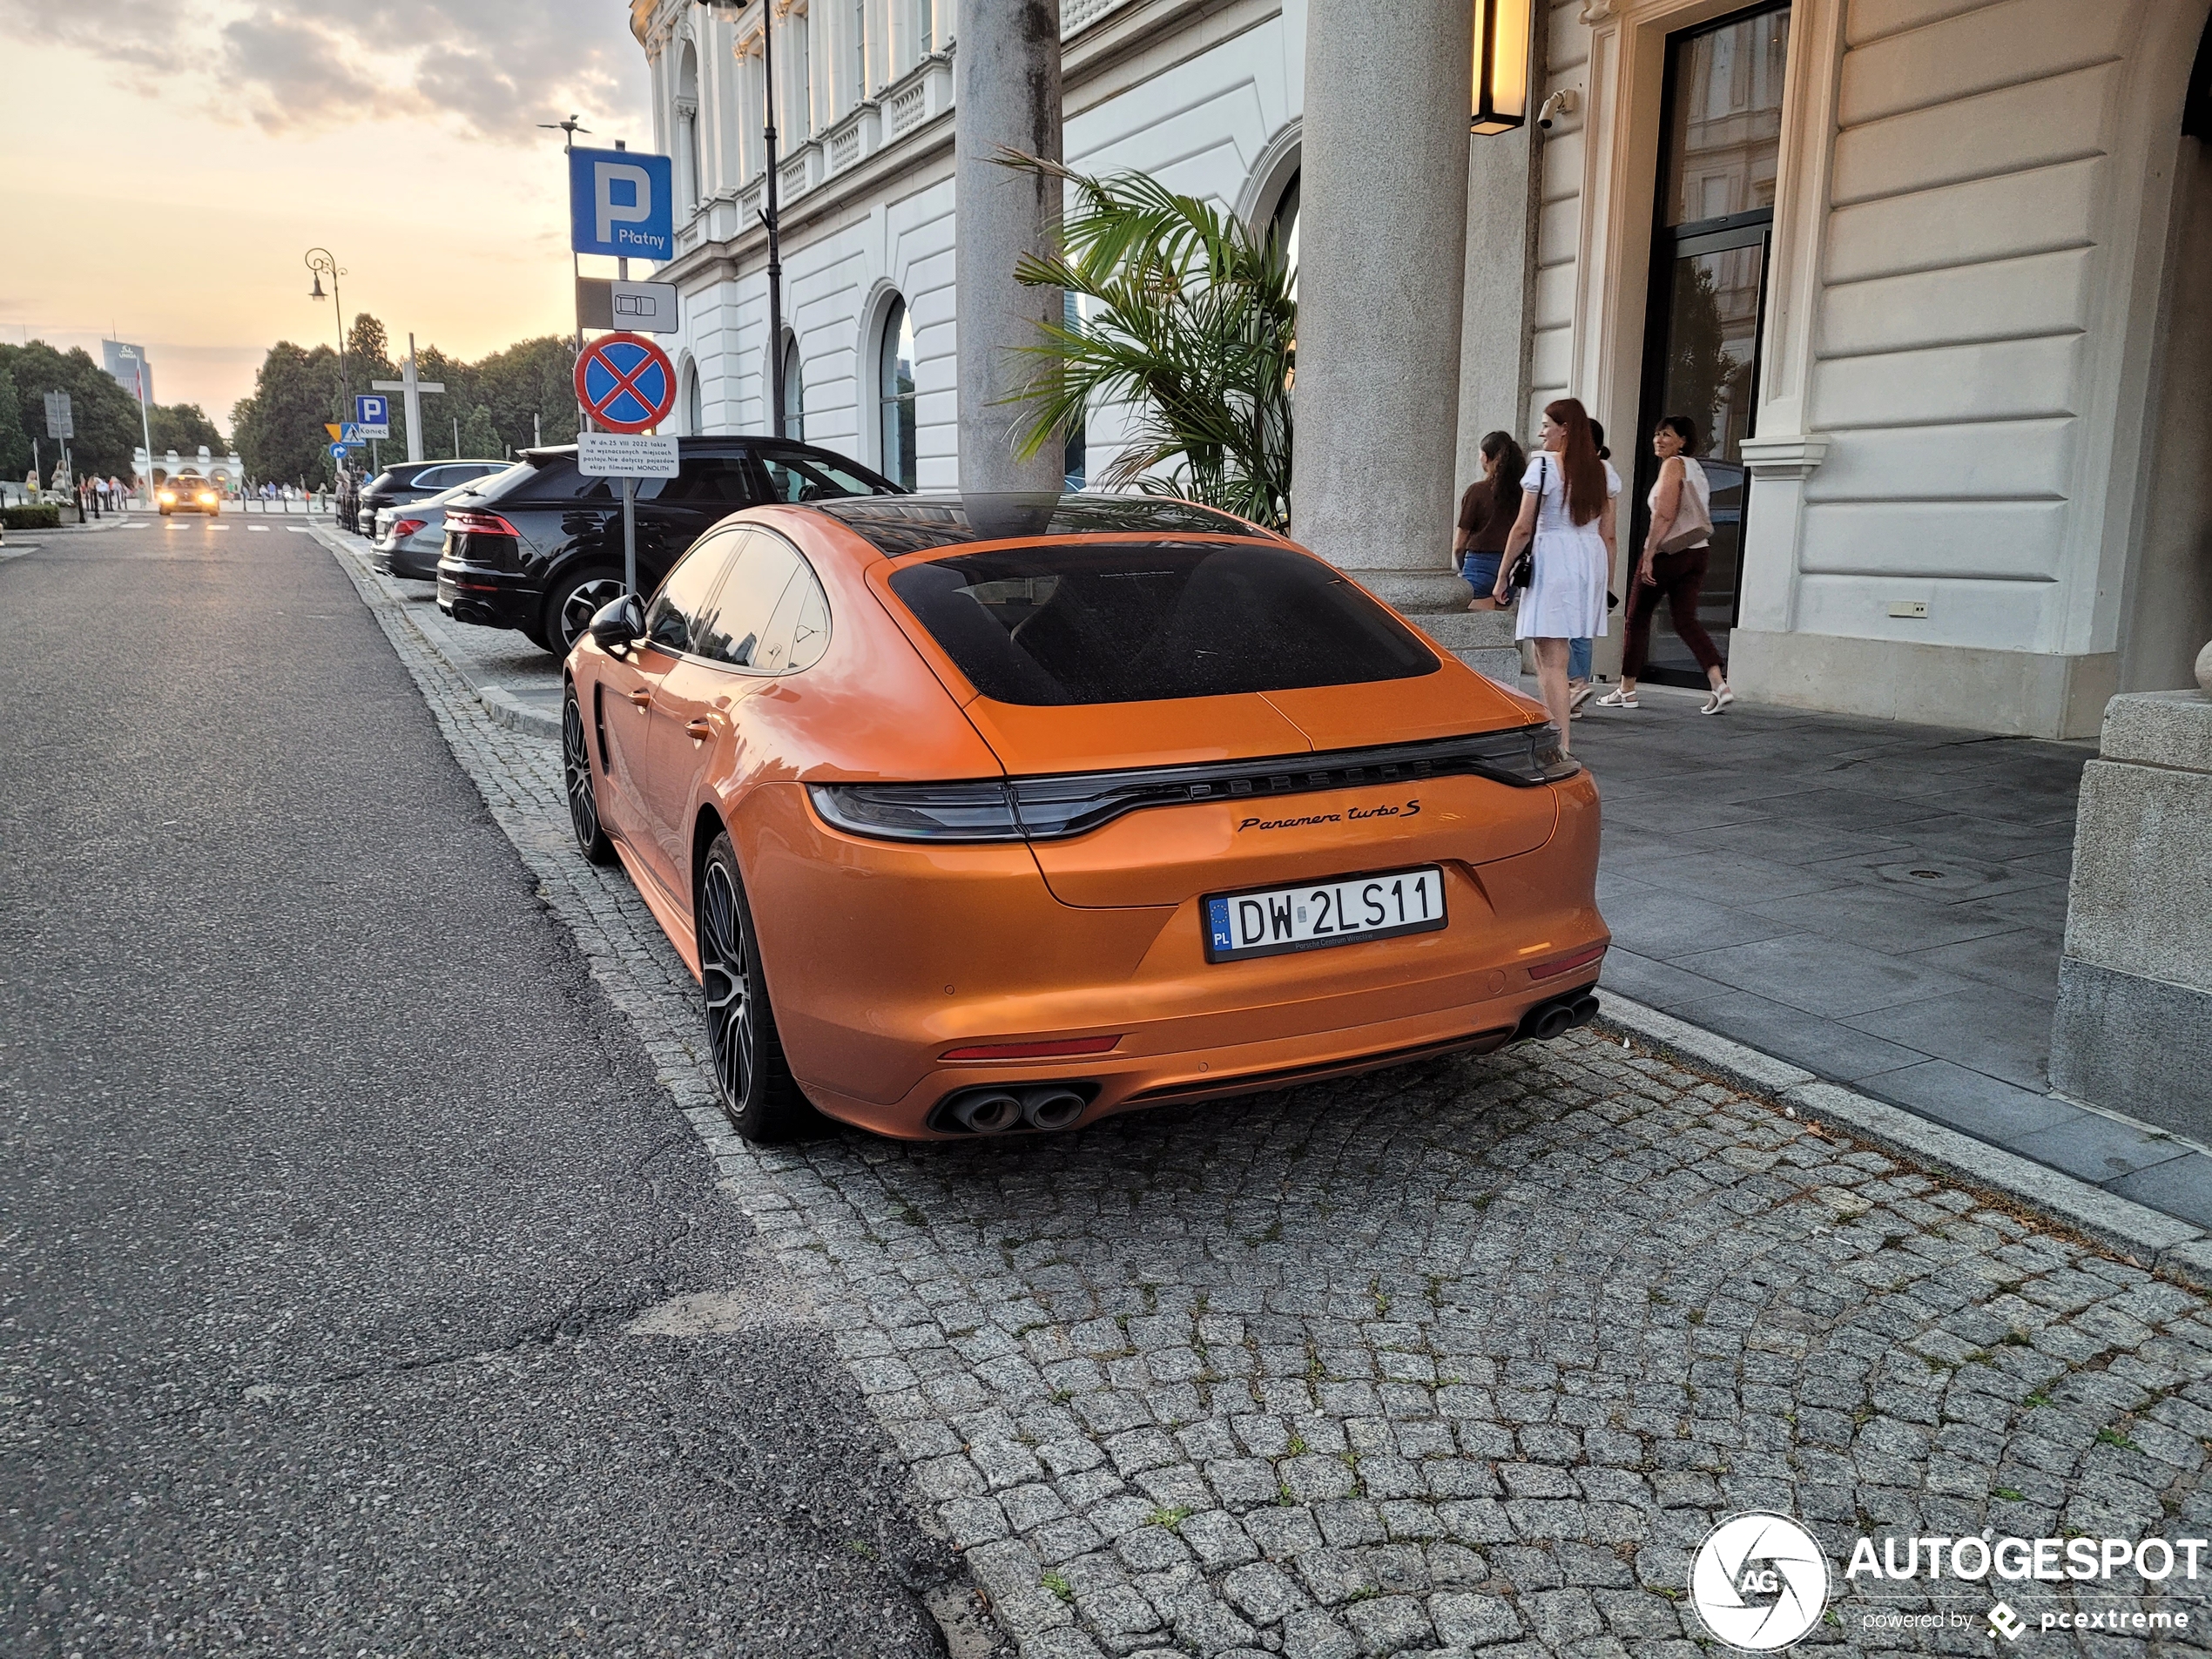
[1521, 991, 1601, 1043]
[943, 1083, 1096, 1136]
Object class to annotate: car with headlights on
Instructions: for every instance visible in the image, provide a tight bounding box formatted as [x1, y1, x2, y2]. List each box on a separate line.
[158, 475, 220, 516]
[559, 493, 1608, 1144]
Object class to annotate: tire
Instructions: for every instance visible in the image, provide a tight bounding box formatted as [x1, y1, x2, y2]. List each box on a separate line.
[561, 686, 617, 866]
[542, 565, 626, 656]
[697, 832, 813, 1143]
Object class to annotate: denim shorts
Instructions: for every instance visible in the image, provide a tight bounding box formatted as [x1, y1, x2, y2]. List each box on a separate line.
[1459, 551, 1502, 593]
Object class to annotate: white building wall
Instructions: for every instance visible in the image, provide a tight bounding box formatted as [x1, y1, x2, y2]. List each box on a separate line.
[1793, 0, 2135, 659]
[637, 0, 2209, 736]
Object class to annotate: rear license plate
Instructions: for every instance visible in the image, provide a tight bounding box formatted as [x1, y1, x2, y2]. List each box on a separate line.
[1204, 866, 1447, 962]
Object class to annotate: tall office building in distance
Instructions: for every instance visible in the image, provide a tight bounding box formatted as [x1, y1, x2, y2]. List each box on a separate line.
[101, 340, 152, 408]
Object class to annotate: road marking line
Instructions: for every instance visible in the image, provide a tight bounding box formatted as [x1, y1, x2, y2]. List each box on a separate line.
[287, 526, 314, 534]
[249, 525, 271, 532]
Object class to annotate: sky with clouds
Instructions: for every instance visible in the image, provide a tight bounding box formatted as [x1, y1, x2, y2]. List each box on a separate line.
[0, 0, 654, 432]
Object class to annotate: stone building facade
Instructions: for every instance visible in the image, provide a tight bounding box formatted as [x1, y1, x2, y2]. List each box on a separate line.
[631, 0, 2212, 738]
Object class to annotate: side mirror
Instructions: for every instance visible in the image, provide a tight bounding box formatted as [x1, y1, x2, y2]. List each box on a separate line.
[588, 594, 644, 656]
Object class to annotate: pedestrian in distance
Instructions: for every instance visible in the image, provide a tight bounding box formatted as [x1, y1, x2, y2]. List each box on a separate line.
[1453, 431, 1526, 611]
[1493, 397, 1618, 754]
[1597, 414, 1733, 715]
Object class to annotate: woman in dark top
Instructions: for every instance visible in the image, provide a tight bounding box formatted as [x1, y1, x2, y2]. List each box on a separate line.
[1453, 430, 1526, 610]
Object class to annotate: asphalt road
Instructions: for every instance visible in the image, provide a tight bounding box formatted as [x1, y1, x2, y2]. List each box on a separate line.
[0, 517, 966, 1656]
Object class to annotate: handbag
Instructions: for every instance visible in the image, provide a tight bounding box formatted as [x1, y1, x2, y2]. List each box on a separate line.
[1656, 457, 1712, 554]
[1506, 455, 1545, 591]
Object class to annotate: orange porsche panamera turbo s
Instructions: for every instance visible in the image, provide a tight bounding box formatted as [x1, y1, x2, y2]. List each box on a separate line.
[559, 495, 1608, 1143]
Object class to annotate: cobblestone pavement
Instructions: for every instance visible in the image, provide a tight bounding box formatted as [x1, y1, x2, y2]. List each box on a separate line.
[322, 531, 2212, 1656]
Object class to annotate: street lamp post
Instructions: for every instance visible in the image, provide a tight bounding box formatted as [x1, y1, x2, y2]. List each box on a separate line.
[539, 114, 593, 434]
[305, 247, 349, 421]
[305, 247, 351, 516]
[704, 0, 786, 437]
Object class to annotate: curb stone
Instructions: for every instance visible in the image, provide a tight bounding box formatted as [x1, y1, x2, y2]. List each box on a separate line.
[1593, 993, 2212, 1291]
[481, 685, 562, 741]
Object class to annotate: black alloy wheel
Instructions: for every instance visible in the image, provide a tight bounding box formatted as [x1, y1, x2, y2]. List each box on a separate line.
[562, 688, 617, 865]
[544, 567, 626, 656]
[697, 831, 811, 1143]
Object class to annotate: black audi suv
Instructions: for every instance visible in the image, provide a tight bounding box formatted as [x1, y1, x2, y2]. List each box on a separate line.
[435, 437, 902, 653]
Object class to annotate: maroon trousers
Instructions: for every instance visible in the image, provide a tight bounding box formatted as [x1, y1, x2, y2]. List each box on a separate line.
[1622, 547, 1723, 678]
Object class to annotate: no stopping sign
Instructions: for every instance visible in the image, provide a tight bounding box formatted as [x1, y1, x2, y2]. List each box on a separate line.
[575, 333, 677, 434]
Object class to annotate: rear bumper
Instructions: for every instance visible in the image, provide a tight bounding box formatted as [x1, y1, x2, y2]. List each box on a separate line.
[436, 563, 539, 631]
[380, 537, 442, 580]
[801, 974, 1601, 1139]
[738, 771, 1607, 1141]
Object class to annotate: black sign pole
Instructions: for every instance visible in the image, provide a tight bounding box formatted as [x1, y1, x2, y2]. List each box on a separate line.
[623, 475, 637, 597]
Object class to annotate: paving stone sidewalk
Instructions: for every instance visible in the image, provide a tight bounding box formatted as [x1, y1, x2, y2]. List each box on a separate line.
[1560, 686, 2212, 1231]
[324, 529, 2212, 1656]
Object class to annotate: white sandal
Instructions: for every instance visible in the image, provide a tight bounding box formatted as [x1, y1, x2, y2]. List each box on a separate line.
[1595, 688, 1638, 709]
[1700, 684, 1735, 715]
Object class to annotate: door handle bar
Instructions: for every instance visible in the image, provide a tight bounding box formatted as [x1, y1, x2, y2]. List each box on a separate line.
[685, 718, 713, 738]
[626, 689, 651, 709]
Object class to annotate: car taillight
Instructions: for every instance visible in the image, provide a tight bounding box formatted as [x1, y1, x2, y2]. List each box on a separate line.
[391, 518, 426, 539]
[807, 781, 1023, 842]
[447, 509, 520, 538]
[1527, 943, 1607, 981]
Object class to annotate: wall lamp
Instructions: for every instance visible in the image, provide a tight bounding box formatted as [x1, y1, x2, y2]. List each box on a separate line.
[1471, 0, 1533, 135]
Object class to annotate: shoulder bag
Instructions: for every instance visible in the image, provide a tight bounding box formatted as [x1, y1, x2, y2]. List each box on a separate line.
[1507, 455, 1544, 591]
[1656, 457, 1713, 554]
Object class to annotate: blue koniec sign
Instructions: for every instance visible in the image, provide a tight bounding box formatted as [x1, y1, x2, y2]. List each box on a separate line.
[568, 147, 675, 261]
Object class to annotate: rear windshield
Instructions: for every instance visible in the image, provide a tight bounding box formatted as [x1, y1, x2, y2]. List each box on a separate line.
[466, 457, 601, 502]
[887, 541, 1440, 705]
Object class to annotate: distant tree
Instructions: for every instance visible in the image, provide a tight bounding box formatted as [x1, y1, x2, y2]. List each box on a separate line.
[0, 360, 26, 477]
[347, 314, 393, 381]
[233, 324, 583, 482]
[457, 403, 502, 459]
[148, 403, 226, 456]
[0, 341, 149, 480]
[474, 336, 578, 451]
[232, 341, 344, 486]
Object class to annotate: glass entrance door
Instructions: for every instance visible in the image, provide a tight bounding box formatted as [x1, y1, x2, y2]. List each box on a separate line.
[1632, 2, 1791, 686]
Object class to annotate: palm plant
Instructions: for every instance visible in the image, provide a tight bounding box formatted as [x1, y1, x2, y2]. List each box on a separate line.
[999, 153, 1296, 530]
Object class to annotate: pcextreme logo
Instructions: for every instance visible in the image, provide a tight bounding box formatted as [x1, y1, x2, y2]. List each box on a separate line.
[1689, 1512, 1831, 1651]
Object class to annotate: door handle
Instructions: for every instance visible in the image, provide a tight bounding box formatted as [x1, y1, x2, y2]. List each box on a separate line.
[626, 689, 651, 709]
[685, 718, 713, 739]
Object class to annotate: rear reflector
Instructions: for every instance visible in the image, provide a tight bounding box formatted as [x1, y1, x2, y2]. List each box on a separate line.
[941, 1035, 1121, 1061]
[1527, 943, 1607, 981]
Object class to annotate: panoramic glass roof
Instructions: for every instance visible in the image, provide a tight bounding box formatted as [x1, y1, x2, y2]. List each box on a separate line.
[808, 492, 1266, 556]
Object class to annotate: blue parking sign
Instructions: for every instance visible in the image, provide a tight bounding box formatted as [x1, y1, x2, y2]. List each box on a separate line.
[355, 395, 388, 427]
[569, 147, 673, 261]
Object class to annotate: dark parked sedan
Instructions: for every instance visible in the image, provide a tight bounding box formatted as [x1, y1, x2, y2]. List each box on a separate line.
[361, 459, 509, 531]
[436, 438, 901, 653]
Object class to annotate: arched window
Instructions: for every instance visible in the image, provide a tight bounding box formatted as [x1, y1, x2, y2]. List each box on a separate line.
[877, 297, 917, 489]
[779, 329, 805, 441]
[1062, 291, 1086, 489]
[677, 41, 703, 209]
[1271, 167, 1300, 304]
[685, 361, 704, 435]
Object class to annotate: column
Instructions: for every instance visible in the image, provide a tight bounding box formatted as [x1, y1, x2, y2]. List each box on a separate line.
[1292, 0, 1474, 617]
[954, 0, 1064, 495]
